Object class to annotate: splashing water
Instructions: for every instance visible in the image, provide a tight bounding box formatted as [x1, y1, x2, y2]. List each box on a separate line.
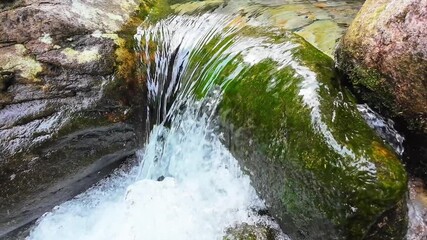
[27, 13, 290, 240]
[28, 98, 273, 240]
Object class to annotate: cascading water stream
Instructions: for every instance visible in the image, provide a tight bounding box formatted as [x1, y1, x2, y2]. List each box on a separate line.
[24, 10, 416, 240]
[27, 13, 292, 240]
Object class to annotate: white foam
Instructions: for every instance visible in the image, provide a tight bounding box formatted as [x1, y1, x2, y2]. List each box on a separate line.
[27, 99, 267, 240]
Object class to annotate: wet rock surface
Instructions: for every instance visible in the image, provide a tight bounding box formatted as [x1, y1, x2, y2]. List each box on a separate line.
[0, 0, 143, 237]
[407, 178, 427, 240]
[1, 0, 423, 239]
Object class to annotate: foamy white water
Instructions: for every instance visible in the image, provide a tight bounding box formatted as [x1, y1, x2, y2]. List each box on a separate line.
[27, 98, 273, 240]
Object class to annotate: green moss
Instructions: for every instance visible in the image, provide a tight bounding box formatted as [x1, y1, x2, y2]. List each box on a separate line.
[220, 55, 406, 238]
[351, 67, 396, 113]
[345, 2, 388, 42]
[351, 66, 383, 91]
[168, 0, 193, 4]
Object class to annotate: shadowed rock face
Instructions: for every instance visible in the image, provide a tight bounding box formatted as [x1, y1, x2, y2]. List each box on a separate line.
[0, 0, 144, 236]
[336, 0, 427, 134]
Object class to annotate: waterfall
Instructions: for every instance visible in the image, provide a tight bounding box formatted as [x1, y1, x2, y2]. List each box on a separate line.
[27, 99, 275, 240]
[27, 13, 291, 240]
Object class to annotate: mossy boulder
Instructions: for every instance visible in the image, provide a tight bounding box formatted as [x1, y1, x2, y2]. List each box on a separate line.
[176, 25, 408, 239]
[335, 0, 427, 134]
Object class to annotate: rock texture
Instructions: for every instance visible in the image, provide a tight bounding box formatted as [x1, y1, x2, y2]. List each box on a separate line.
[0, 0, 144, 236]
[335, 0, 427, 133]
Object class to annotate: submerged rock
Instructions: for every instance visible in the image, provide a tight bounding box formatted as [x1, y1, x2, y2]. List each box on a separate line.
[170, 0, 364, 57]
[0, 0, 144, 236]
[335, 0, 427, 135]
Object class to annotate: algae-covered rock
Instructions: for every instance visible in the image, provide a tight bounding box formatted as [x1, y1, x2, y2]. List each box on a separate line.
[175, 23, 408, 239]
[335, 0, 427, 134]
[220, 35, 407, 240]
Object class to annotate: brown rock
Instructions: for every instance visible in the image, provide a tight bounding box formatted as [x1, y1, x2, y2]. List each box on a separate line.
[0, 0, 143, 237]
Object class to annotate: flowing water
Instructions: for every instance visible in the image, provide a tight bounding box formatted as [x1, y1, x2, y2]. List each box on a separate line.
[27, 13, 291, 240]
[27, 99, 278, 240]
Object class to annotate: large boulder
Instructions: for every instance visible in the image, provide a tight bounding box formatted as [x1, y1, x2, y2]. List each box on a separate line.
[335, 0, 427, 134]
[172, 23, 408, 238]
[218, 33, 407, 240]
[0, 0, 145, 236]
